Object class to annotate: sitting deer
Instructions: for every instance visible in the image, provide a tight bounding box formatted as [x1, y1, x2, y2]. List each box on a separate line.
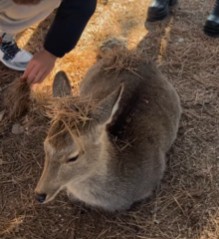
[35, 43, 181, 211]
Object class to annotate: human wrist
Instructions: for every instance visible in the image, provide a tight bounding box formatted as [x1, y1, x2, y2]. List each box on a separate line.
[42, 48, 57, 61]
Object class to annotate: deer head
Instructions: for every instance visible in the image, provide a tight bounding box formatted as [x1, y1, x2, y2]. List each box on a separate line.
[35, 71, 123, 203]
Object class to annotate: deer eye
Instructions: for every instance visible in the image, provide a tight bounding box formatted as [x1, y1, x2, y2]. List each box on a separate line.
[66, 154, 79, 163]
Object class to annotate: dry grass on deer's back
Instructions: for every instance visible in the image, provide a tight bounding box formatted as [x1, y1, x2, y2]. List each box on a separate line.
[98, 47, 145, 75]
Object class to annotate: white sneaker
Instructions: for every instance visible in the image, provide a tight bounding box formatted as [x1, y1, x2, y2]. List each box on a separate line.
[0, 33, 33, 71]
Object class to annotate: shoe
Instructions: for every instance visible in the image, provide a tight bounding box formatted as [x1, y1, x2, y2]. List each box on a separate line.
[147, 0, 178, 22]
[0, 33, 32, 71]
[204, 0, 219, 37]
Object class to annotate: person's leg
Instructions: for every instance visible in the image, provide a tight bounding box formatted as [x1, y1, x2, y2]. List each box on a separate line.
[204, 0, 219, 37]
[146, 0, 178, 22]
[0, 0, 61, 71]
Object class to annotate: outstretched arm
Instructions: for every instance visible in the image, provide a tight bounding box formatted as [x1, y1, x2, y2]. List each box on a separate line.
[23, 0, 97, 84]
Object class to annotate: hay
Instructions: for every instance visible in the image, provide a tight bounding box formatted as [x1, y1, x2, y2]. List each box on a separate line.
[45, 96, 96, 138]
[2, 78, 31, 121]
[97, 37, 127, 59]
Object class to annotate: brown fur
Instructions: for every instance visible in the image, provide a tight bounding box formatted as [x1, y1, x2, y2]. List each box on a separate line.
[80, 48, 181, 151]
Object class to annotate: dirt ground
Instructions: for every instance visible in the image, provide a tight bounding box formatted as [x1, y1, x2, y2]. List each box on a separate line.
[0, 0, 219, 238]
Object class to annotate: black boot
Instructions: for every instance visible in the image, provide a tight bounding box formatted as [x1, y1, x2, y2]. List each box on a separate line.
[204, 0, 219, 37]
[146, 0, 178, 22]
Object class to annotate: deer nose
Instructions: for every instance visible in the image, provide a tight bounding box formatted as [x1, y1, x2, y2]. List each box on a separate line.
[35, 193, 47, 203]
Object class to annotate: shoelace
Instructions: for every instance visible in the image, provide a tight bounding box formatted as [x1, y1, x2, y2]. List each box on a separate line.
[0, 41, 20, 61]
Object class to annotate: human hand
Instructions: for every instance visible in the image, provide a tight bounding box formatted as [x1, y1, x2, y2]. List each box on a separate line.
[12, 0, 42, 5]
[22, 49, 57, 85]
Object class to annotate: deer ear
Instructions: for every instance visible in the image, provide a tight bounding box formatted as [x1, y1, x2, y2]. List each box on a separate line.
[53, 71, 72, 97]
[93, 84, 124, 126]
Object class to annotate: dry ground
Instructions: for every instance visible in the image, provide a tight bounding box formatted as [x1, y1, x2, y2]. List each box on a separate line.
[0, 0, 219, 238]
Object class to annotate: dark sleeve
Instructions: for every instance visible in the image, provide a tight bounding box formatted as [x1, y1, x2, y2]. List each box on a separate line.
[44, 0, 97, 57]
